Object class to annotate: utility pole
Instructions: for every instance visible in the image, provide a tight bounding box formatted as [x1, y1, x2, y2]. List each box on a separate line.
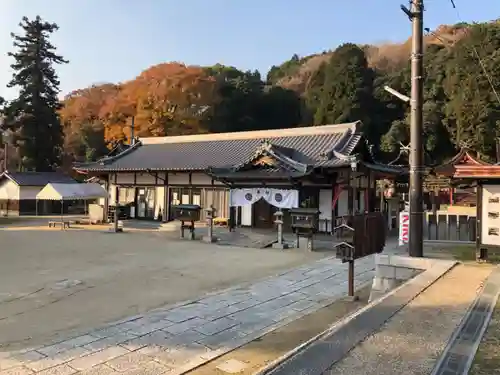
[402, 0, 424, 257]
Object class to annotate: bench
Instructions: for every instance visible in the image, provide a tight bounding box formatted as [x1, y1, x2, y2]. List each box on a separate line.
[48, 220, 70, 229]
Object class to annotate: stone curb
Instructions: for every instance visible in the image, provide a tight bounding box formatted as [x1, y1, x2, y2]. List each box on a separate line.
[255, 258, 457, 375]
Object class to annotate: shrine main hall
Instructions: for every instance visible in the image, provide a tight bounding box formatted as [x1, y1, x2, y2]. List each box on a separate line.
[74, 121, 403, 232]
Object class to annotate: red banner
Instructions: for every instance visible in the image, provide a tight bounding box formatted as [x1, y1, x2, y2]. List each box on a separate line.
[332, 184, 344, 209]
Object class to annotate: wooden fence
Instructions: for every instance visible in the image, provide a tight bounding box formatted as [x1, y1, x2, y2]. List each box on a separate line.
[424, 212, 476, 242]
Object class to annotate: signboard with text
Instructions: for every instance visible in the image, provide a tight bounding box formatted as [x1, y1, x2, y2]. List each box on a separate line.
[399, 211, 410, 246]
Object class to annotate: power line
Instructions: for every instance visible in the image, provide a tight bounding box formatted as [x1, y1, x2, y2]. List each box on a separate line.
[448, 0, 500, 106]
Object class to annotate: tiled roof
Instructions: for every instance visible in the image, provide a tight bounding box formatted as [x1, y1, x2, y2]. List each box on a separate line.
[76, 122, 364, 172]
[1, 172, 75, 186]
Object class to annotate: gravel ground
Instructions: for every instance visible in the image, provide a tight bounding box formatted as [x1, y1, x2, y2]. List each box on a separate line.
[324, 264, 494, 375]
[0, 229, 327, 350]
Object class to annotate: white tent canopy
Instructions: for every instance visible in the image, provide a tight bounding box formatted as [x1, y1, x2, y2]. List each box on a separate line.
[36, 183, 108, 201]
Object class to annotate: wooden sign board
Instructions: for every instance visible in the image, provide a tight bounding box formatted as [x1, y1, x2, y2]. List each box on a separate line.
[480, 184, 500, 247]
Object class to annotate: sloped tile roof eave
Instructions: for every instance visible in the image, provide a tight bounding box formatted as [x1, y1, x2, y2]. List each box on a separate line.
[73, 123, 364, 173]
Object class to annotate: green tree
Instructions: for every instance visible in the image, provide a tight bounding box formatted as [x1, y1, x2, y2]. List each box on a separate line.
[4, 16, 68, 171]
[304, 62, 327, 124]
[379, 44, 455, 164]
[312, 44, 376, 142]
[65, 121, 108, 163]
[443, 23, 500, 160]
[205, 65, 303, 133]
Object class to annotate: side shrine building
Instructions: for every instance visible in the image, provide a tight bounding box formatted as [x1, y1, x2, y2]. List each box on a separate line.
[74, 121, 404, 232]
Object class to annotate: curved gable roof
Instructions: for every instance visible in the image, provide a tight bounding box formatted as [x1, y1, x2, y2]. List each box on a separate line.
[75, 122, 363, 172]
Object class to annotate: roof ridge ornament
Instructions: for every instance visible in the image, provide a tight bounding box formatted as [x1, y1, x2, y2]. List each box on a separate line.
[254, 139, 273, 156]
[332, 150, 356, 161]
[458, 139, 473, 150]
[319, 150, 332, 160]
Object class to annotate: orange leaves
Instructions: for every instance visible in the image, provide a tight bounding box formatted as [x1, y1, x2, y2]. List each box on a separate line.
[60, 63, 217, 146]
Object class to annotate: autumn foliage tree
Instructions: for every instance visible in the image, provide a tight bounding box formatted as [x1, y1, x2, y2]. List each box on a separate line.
[58, 20, 500, 166]
[61, 62, 304, 162]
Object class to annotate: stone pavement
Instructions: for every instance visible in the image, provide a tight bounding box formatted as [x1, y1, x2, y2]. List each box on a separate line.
[0, 250, 387, 375]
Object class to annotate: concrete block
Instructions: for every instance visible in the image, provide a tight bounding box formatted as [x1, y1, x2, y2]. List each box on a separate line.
[164, 329, 207, 347]
[124, 320, 172, 336]
[0, 358, 21, 372]
[119, 330, 172, 352]
[199, 304, 240, 321]
[228, 298, 261, 313]
[269, 307, 300, 322]
[36, 363, 78, 375]
[82, 332, 138, 353]
[375, 265, 396, 279]
[375, 254, 390, 266]
[288, 299, 319, 312]
[0, 366, 37, 375]
[195, 317, 238, 336]
[72, 363, 118, 375]
[342, 295, 360, 302]
[27, 347, 89, 372]
[388, 255, 434, 270]
[105, 351, 156, 372]
[217, 359, 249, 374]
[10, 350, 46, 363]
[196, 325, 246, 350]
[272, 242, 289, 249]
[371, 277, 399, 293]
[153, 342, 209, 367]
[68, 346, 129, 371]
[202, 235, 217, 243]
[239, 319, 275, 335]
[395, 267, 419, 281]
[163, 317, 208, 335]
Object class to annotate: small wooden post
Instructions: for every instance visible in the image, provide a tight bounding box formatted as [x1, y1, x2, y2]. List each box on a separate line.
[60, 199, 64, 230]
[112, 186, 119, 232]
[433, 187, 439, 240]
[190, 220, 195, 240]
[348, 260, 355, 297]
[476, 184, 487, 262]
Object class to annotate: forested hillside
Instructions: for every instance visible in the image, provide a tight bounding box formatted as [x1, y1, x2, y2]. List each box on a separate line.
[3, 18, 500, 170]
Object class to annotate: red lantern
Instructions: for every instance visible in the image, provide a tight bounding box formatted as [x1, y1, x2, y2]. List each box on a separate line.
[384, 186, 395, 198]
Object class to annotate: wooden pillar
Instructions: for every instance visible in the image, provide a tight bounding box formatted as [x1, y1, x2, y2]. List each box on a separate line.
[163, 172, 169, 223]
[432, 188, 439, 214]
[449, 188, 454, 205]
[347, 171, 354, 216]
[104, 175, 110, 222]
[365, 172, 371, 212]
[476, 183, 486, 261]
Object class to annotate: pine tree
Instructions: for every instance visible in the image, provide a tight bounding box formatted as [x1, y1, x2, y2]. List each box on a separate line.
[4, 16, 68, 171]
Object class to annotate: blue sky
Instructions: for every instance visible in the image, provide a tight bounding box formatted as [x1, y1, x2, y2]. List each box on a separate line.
[0, 0, 498, 99]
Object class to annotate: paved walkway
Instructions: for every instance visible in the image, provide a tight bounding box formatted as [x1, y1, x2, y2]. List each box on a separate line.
[267, 263, 491, 375]
[0, 250, 388, 375]
[431, 265, 500, 375]
[322, 264, 490, 375]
